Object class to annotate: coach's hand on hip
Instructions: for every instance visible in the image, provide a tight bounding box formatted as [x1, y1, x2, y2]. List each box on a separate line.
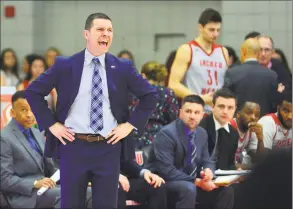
[49, 122, 75, 145]
[107, 122, 134, 144]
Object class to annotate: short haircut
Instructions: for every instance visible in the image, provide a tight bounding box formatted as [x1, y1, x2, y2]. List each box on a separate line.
[280, 91, 292, 104]
[198, 8, 222, 26]
[182, 95, 205, 108]
[244, 31, 261, 40]
[237, 101, 260, 113]
[12, 90, 26, 105]
[212, 88, 236, 105]
[84, 13, 111, 30]
[257, 35, 275, 49]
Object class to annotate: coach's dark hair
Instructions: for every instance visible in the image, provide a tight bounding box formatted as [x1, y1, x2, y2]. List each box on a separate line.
[212, 88, 236, 105]
[244, 31, 261, 40]
[12, 90, 26, 105]
[85, 13, 111, 30]
[198, 8, 222, 26]
[182, 95, 205, 107]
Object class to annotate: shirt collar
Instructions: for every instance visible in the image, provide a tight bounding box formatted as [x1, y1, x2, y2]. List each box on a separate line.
[13, 118, 29, 133]
[213, 116, 230, 133]
[244, 58, 258, 62]
[84, 48, 106, 68]
[183, 122, 197, 137]
[267, 61, 272, 68]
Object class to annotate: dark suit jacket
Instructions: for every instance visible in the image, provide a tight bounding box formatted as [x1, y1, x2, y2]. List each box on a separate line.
[0, 120, 56, 208]
[25, 50, 159, 160]
[271, 58, 292, 91]
[224, 60, 279, 116]
[199, 114, 238, 170]
[153, 119, 214, 182]
[120, 159, 142, 179]
[270, 58, 292, 112]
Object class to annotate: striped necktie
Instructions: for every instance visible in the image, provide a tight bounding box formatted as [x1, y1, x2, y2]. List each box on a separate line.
[90, 57, 104, 132]
[187, 132, 197, 176]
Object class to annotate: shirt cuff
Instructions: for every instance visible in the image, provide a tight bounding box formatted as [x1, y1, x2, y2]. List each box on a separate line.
[139, 169, 150, 177]
[127, 122, 137, 130]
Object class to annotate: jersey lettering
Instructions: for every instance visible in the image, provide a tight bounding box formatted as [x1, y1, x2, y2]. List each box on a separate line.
[207, 70, 218, 86]
[276, 138, 292, 148]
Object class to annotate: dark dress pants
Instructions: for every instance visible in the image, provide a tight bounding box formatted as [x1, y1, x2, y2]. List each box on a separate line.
[59, 138, 121, 209]
[166, 180, 234, 209]
[117, 178, 167, 209]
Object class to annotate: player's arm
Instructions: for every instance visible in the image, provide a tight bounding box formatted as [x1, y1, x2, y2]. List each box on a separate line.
[249, 116, 275, 163]
[248, 122, 265, 154]
[0, 74, 6, 86]
[247, 132, 265, 164]
[222, 47, 229, 68]
[168, 44, 194, 99]
[258, 116, 276, 150]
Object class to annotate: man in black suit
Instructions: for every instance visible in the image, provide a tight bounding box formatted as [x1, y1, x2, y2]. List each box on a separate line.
[244, 32, 291, 96]
[117, 159, 166, 209]
[224, 37, 279, 116]
[153, 95, 234, 209]
[200, 88, 238, 170]
[258, 35, 291, 91]
[257, 35, 292, 112]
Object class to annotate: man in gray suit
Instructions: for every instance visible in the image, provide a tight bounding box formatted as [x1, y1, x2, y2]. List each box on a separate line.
[153, 95, 234, 209]
[0, 90, 60, 208]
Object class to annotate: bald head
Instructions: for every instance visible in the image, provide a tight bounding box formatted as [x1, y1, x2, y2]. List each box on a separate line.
[240, 38, 260, 63]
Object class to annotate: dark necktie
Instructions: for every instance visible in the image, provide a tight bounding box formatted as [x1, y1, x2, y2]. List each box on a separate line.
[186, 132, 197, 176]
[90, 57, 104, 132]
[215, 128, 227, 169]
[23, 129, 42, 156]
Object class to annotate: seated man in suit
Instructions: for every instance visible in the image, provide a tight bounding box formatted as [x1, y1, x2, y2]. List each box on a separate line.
[200, 88, 238, 170]
[0, 90, 60, 208]
[230, 101, 265, 168]
[153, 95, 234, 209]
[116, 158, 167, 209]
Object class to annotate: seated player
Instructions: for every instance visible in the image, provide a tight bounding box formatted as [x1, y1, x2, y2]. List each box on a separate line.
[257, 94, 292, 152]
[230, 101, 265, 168]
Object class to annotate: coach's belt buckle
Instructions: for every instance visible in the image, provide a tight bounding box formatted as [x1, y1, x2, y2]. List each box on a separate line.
[86, 135, 101, 142]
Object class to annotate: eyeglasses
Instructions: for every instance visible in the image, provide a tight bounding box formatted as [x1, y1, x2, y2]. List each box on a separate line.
[260, 48, 273, 53]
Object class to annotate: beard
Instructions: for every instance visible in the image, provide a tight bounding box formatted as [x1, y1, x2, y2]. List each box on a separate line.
[237, 118, 249, 133]
[278, 110, 291, 130]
